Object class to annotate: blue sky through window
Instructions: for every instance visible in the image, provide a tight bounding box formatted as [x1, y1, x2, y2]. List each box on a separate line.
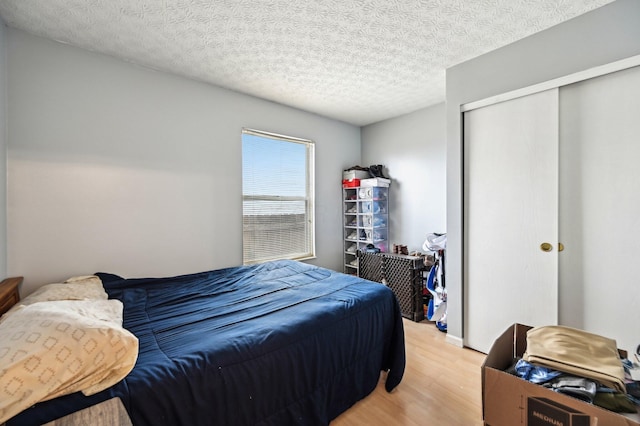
[242, 133, 306, 197]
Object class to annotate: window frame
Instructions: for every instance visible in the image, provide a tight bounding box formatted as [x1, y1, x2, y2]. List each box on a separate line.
[241, 128, 316, 265]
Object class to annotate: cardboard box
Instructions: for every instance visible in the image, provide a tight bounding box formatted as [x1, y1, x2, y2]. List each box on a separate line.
[482, 323, 640, 426]
[528, 397, 589, 426]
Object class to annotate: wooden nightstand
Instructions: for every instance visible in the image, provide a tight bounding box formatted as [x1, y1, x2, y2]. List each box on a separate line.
[43, 398, 132, 426]
[0, 276, 22, 316]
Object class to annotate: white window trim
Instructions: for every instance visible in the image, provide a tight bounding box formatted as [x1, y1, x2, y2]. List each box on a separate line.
[242, 128, 316, 264]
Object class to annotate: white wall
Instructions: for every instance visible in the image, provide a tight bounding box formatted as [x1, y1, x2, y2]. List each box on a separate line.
[7, 29, 361, 296]
[0, 22, 6, 279]
[361, 103, 445, 253]
[446, 0, 640, 345]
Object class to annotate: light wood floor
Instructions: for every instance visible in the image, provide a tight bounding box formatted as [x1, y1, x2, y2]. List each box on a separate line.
[332, 319, 486, 426]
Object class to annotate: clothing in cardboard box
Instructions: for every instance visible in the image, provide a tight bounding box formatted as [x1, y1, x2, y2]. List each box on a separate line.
[523, 325, 626, 394]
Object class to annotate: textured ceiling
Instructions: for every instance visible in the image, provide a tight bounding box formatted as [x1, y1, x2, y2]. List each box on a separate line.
[0, 0, 615, 126]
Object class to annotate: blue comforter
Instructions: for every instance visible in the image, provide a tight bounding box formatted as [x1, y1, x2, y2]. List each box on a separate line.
[8, 260, 405, 425]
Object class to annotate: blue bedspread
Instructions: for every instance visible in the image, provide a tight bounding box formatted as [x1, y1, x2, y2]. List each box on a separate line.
[8, 260, 405, 425]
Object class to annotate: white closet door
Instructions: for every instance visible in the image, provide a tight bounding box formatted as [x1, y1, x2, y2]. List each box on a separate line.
[464, 89, 559, 354]
[559, 65, 640, 354]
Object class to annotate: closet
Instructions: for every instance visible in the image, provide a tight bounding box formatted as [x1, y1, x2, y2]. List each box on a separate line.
[463, 64, 640, 354]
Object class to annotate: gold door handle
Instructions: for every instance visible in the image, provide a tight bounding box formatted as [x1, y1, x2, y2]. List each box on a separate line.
[540, 242, 553, 252]
[558, 243, 564, 252]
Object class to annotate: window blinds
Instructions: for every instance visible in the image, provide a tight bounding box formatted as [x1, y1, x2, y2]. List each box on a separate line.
[242, 129, 315, 264]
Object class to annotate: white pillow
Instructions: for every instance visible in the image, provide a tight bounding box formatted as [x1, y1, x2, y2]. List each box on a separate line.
[24, 275, 108, 304]
[0, 299, 138, 424]
[64, 275, 101, 283]
[0, 276, 108, 322]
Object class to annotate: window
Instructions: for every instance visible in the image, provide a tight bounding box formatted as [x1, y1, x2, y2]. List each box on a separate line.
[242, 129, 315, 264]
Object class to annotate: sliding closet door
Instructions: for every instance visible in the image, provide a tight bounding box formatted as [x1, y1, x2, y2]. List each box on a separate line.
[559, 65, 640, 354]
[464, 89, 559, 354]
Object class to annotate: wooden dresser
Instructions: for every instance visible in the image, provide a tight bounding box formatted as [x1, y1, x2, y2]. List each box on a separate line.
[0, 276, 22, 316]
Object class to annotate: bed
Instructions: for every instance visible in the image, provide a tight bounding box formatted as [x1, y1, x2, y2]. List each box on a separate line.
[1, 260, 406, 425]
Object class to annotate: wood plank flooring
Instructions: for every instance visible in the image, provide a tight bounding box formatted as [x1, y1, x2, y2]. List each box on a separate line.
[332, 319, 487, 426]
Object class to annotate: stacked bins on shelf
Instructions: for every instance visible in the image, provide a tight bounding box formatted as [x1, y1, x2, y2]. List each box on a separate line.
[343, 184, 389, 275]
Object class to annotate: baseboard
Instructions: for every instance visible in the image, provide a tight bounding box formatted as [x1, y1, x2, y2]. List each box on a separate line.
[445, 334, 464, 348]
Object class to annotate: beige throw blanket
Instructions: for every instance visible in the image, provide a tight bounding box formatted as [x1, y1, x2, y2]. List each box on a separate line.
[523, 325, 626, 393]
